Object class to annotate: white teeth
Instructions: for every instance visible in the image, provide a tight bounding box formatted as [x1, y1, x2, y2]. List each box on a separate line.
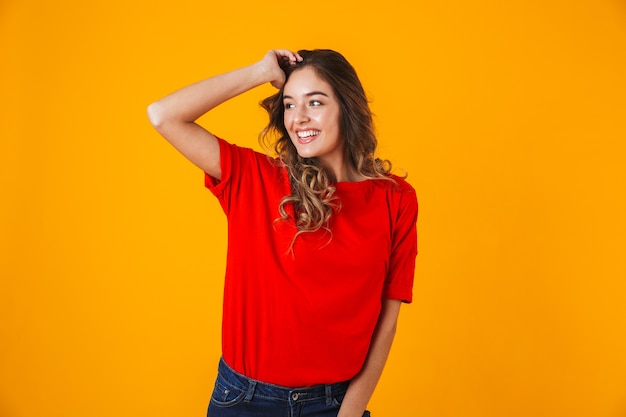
[297, 130, 320, 138]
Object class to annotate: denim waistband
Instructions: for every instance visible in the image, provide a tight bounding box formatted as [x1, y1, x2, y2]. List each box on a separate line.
[217, 357, 351, 404]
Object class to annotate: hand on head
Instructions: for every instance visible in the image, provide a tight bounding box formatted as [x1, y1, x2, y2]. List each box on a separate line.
[260, 49, 303, 89]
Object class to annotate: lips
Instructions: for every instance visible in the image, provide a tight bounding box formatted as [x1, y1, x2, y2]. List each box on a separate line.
[296, 129, 320, 144]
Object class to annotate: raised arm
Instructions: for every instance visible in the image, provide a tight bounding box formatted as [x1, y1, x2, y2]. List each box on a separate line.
[147, 50, 302, 179]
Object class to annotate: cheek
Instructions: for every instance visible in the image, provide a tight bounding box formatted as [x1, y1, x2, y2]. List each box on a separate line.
[283, 111, 293, 127]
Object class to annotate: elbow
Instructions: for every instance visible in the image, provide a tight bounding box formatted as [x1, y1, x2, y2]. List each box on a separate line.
[147, 101, 165, 128]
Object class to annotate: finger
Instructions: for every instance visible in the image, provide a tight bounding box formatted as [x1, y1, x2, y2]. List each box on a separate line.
[274, 49, 301, 64]
[277, 56, 298, 70]
[278, 55, 291, 67]
[286, 50, 303, 63]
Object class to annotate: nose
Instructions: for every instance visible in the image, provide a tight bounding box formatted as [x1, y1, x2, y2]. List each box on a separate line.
[294, 106, 310, 123]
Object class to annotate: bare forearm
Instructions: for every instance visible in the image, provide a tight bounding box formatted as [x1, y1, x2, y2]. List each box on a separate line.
[147, 62, 270, 126]
[146, 50, 300, 177]
[338, 299, 401, 417]
[145, 64, 268, 176]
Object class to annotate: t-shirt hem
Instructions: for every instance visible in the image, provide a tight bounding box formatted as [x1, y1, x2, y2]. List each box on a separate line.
[383, 284, 413, 304]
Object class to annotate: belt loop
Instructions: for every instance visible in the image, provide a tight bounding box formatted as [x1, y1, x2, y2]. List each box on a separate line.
[245, 380, 257, 402]
[325, 385, 333, 406]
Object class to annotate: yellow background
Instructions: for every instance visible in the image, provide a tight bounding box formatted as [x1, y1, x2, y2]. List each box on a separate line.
[2, 0, 626, 416]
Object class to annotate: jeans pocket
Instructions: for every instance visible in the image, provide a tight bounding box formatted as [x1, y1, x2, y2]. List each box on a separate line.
[209, 375, 246, 408]
[330, 393, 370, 417]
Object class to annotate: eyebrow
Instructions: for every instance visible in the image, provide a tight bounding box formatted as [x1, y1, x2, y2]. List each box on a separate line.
[283, 91, 329, 100]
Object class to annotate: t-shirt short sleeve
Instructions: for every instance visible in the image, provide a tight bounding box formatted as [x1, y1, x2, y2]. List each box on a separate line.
[204, 137, 245, 215]
[382, 185, 418, 303]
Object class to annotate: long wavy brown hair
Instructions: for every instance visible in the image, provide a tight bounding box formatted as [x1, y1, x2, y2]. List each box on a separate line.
[259, 49, 394, 243]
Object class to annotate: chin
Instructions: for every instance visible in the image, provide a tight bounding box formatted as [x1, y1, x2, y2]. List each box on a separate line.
[297, 153, 314, 160]
[294, 147, 317, 159]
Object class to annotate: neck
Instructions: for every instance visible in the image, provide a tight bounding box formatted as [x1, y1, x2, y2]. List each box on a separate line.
[320, 159, 364, 183]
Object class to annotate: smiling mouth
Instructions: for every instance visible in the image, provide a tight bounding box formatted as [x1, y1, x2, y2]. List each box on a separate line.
[296, 130, 320, 143]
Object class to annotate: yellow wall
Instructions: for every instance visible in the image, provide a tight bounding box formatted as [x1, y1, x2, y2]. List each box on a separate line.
[2, 1, 625, 416]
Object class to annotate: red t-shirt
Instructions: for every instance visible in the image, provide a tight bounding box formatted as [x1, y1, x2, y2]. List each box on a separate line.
[205, 137, 418, 387]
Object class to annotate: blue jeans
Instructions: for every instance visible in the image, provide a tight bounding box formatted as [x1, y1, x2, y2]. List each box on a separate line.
[207, 358, 371, 417]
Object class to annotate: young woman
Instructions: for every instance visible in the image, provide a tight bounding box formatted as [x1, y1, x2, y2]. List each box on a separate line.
[147, 49, 418, 417]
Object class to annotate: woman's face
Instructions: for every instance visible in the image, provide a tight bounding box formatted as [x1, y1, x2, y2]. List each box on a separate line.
[283, 67, 344, 174]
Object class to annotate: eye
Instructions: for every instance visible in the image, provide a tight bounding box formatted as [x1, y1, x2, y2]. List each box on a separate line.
[310, 100, 322, 107]
[284, 103, 295, 109]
